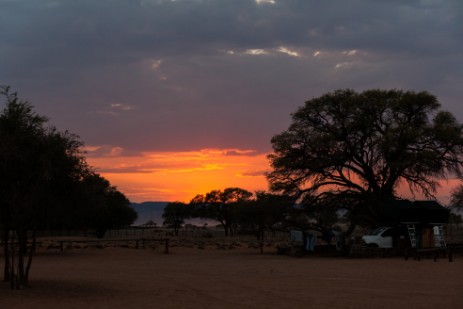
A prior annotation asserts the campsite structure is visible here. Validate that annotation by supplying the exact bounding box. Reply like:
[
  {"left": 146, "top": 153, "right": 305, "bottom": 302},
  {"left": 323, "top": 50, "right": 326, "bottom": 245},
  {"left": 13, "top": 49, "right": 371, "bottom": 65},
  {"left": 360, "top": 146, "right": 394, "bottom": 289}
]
[
  {"left": 375, "top": 200, "right": 449, "bottom": 250},
  {"left": 280, "top": 200, "right": 451, "bottom": 258}
]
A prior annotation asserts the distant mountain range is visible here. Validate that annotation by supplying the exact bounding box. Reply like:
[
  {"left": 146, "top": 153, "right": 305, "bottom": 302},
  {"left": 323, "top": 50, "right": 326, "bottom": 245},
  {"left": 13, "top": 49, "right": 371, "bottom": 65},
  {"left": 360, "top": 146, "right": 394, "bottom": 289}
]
[
  {"left": 131, "top": 202, "right": 168, "bottom": 226},
  {"left": 130, "top": 201, "right": 216, "bottom": 227}
]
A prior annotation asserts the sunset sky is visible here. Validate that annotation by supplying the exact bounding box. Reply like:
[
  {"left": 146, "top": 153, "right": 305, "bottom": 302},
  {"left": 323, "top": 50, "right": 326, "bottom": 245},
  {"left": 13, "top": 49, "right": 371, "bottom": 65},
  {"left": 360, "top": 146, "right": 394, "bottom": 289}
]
[{"left": 1, "top": 0, "right": 462, "bottom": 203}]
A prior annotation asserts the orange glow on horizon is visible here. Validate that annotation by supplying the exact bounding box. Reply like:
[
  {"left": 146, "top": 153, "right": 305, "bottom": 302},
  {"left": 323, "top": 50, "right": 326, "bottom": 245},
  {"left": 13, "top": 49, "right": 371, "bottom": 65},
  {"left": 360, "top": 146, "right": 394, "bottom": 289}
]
[
  {"left": 85, "top": 147, "right": 271, "bottom": 203},
  {"left": 85, "top": 146, "right": 461, "bottom": 205}
]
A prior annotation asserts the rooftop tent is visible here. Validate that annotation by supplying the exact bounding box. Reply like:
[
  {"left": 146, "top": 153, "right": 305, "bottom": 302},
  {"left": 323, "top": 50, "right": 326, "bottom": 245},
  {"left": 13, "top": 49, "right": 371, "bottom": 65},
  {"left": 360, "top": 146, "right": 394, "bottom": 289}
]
[
  {"left": 377, "top": 200, "right": 450, "bottom": 225},
  {"left": 413, "top": 200, "right": 450, "bottom": 225},
  {"left": 377, "top": 200, "right": 417, "bottom": 224}
]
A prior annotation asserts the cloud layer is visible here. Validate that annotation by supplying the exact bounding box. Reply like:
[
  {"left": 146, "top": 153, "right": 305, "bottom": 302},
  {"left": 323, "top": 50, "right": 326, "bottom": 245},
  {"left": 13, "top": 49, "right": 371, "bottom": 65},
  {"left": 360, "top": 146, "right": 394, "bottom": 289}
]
[{"left": 1, "top": 0, "right": 462, "bottom": 201}]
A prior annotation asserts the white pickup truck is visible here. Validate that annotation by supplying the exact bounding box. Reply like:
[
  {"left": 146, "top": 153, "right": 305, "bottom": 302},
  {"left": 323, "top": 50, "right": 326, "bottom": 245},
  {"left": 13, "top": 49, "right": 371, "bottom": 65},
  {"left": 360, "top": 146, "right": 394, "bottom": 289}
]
[{"left": 362, "top": 227, "right": 396, "bottom": 248}]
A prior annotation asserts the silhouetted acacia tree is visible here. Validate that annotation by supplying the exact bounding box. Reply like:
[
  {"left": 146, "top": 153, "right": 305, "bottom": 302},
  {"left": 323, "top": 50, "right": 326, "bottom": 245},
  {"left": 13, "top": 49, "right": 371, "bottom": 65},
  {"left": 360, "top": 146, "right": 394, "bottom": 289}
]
[
  {"left": 0, "top": 86, "right": 89, "bottom": 288},
  {"left": 236, "top": 192, "right": 295, "bottom": 241},
  {"left": 0, "top": 86, "right": 136, "bottom": 288},
  {"left": 190, "top": 188, "right": 253, "bottom": 236},
  {"left": 77, "top": 173, "right": 137, "bottom": 239},
  {"left": 291, "top": 193, "right": 351, "bottom": 240},
  {"left": 268, "top": 89, "right": 463, "bottom": 228},
  {"left": 162, "top": 202, "right": 191, "bottom": 236}
]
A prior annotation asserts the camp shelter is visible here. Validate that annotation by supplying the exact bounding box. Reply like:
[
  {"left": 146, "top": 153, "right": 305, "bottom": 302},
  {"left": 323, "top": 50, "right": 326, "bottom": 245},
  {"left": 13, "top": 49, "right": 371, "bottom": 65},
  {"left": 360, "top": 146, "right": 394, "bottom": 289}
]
[
  {"left": 376, "top": 200, "right": 449, "bottom": 249},
  {"left": 377, "top": 200, "right": 449, "bottom": 226},
  {"left": 413, "top": 201, "right": 450, "bottom": 225}
]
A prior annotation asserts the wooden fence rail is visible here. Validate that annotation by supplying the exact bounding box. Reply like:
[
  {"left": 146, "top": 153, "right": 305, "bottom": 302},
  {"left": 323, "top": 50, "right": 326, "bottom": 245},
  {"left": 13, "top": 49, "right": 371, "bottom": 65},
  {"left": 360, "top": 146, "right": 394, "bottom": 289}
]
[
  {"left": 1, "top": 238, "right": 170, "bottom": 254},
  {"left": 56, "top": 238, "right": 170, "bottom": 253}
]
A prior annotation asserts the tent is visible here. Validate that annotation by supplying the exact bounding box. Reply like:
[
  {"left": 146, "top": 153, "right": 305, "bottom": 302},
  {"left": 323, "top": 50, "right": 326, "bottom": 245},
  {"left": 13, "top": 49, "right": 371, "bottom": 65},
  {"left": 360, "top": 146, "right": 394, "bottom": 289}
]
[{"left": 377, "top": 200, "right": 449, "bottom": 226}]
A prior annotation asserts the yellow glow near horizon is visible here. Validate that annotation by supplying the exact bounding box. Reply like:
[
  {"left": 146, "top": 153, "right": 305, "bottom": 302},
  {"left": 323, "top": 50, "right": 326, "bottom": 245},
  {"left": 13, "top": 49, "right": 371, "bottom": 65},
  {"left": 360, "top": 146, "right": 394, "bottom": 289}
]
[{"left": 86, "top": 148, "right": 271, "bottom": 203}]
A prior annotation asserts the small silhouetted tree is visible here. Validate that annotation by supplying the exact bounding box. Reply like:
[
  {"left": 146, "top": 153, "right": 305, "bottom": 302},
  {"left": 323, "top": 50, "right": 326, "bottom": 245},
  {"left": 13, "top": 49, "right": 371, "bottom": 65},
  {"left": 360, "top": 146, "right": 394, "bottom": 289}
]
[
  {"left": 294, "top": 193, "right": 347, "bottom": 237},
  {"left": 237, "top": 192, "right": 295, "bottom": 241},
  {"left": 190, "top": 188, "right": 253, "bottom": 236},
  {"left": 162, "top": 202, "right": 191, "bottom": 236},
  {"left": 78, "top": 173, "right": 137, "bottom": 238}
]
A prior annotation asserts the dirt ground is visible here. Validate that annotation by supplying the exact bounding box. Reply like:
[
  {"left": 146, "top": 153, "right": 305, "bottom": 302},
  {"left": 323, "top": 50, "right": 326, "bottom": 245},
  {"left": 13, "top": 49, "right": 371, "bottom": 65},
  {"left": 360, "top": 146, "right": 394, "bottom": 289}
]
[{"left": 1, "top": 245, "right": 462, "bottom": 309}]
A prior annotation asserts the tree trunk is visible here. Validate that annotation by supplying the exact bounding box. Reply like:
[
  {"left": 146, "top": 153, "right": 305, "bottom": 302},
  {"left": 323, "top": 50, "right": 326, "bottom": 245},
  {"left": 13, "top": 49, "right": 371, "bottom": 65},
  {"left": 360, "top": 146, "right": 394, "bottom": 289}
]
[
  {"left": 4, "top": 228, "right": 32, "bottom": 289},
  {"left": 25, "top": 231, "right": 36, "bottom": 286},
  {"left": 9, "top": 232, "right": 16, "bottom": 289},
  {"left": 218, "top": 220, "right": 228, "bottom": 236},
  {"left": 2, "top": 228, "right": 10, "bottom": 282},
  {"left": 16, "top": 229, "right": 27, "bottom": 289}
]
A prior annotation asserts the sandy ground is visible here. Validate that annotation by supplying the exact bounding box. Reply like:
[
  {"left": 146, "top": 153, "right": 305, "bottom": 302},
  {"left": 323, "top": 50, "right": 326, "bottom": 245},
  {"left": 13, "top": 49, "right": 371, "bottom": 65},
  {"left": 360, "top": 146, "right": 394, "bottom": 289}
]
[{"left": 1, "top": 245, "right": 462, "bottom": 309}]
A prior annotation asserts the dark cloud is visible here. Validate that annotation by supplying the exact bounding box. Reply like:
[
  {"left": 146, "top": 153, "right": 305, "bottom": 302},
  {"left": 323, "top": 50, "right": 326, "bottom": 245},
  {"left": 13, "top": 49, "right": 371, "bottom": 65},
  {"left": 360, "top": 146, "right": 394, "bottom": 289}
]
[
  {"left": 239, "top": 170, "right": 267, "bottom": 177},
  {"left": 1, "top": 0, "right": 462, "bottom": 153}
]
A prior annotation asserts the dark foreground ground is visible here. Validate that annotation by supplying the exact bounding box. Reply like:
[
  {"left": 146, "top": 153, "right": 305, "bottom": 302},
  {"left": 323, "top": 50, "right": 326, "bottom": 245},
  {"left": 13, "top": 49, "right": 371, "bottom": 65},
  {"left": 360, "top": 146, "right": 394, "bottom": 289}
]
[{"left": 1, "top": 245, "right": 462, "bottom": 309}]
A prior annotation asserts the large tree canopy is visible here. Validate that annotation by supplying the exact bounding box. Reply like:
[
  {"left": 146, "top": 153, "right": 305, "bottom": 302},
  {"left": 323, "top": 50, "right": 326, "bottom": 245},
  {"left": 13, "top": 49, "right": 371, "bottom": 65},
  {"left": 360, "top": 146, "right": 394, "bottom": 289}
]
[
  {"left": 268, "top": 89, "right": 463, "bottom": 205},
  {"left": 0, "top": 86, "right": 136, "bottom": 288},
  {"left": 0, "top": 86, "right": 90, "bottom": 287}
]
